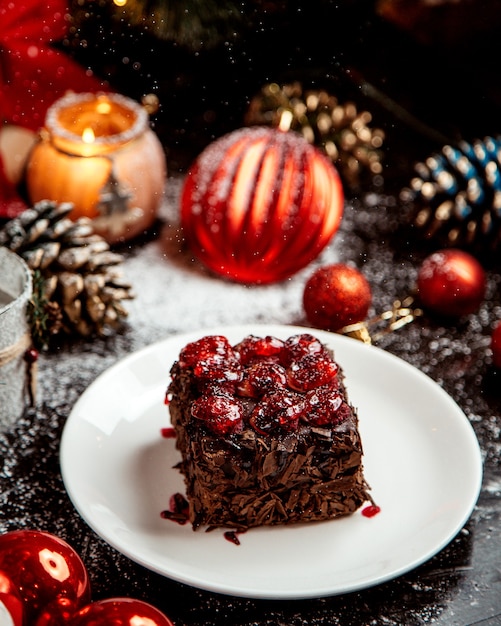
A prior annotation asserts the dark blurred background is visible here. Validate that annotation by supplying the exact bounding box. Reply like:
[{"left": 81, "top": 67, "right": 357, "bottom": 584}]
[{"left": 64, "top": 0, "right": 501, "bottom": 186}]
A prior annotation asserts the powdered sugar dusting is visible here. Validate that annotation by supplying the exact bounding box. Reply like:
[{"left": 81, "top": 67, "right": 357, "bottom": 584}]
[{"left": 1, "top": 175, "right": 500, "bottom": 626}]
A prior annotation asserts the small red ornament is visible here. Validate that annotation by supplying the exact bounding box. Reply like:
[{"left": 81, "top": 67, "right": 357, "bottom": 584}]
[
  {"left": 490, "top": 320, "right": 501, "bottom": 368},
  {"left": 0, "top": 530, "right": 91, "bottom": 624},
  {"left": 71, "top": 598, "right": 175, "bottom": 626},
  {"left": 303, "top": 263, "right": 372, "bottom": 331},
  {"left": 181, "top": 126, "right": 344, "bottom": 284},
  {"left": 0, "top": 570, "right": 24, "bottom": 626},
  {"left": 416, "top": 249, "right": 486, "bottom": 317}
]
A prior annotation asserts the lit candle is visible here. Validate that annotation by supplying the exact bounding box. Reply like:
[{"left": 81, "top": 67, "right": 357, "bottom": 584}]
[
  {"left": 26, "top": 92, "right": 166, "bottom": 243},
  {"left": 82, "top": 127, "right": 96, "bottom": 145}
]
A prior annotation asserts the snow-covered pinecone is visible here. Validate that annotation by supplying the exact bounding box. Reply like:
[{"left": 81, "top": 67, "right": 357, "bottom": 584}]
[{"left": 0, "top": 200, "right": 134, "bottom": 348}]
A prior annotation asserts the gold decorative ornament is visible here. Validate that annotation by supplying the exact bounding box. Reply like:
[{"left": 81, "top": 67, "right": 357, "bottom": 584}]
[
  {"left": 245, "top": 82, "right": 385, "bottom": 189},
  {"left": 340, "top": 297, "right": 423, "bottom": 344}
]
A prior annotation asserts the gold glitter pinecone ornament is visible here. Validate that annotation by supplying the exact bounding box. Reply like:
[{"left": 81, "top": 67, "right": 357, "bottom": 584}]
[
  {"left": 0, "top": 200, "right": 134, "bottom": 349},
  {"left": 244, "top": 82, "right": 385, "bottom": 189}
]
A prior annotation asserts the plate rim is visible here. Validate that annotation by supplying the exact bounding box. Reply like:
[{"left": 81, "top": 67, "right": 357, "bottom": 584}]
[{"left": 60, "top": 323, "right": 484, "bottom": 599}]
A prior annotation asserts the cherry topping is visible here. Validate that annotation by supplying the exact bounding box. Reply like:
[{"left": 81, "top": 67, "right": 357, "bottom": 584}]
[
  {"left": 234, "top": 335, "right": 285, "bottom": 364},
  {"left": 191, "top": 392, "right": 244, "bottom": 435},
  {"left": 179, "top": 335, "right": 233, "bottom": 367},
  {"left": 193, "top": 353, "right": 242, "bottom": 385},
  {"left": 282, "top": 334, "right": 328, "bottom": 365},
  {"left": 179, "top": 335, "right": 241, "bottom": 385},
  {"left": 302, "top": 386, "right": 350, "bottom": 426},
  {"left": 250, "top": 389, "right": 304, "bottom": 434},
  {"left": 287, "top": 353, "right": 338, "bottom": 391},
  {"left": 236, "top": 361, "right": 287, "bottom": 398},
  {"left": 174, "top": 333, "right": 350, "bottom": 439}
]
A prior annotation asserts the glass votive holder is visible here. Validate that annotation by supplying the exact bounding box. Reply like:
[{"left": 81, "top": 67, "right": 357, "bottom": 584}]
[
  {"left": 26, "top": 91, "right": 167, "bottom": 244},
  {"left": 0, "top": 248, "right": 33, "bottom": 431}
]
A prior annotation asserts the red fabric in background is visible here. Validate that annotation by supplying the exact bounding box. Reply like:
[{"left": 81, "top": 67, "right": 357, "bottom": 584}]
[
  {"left": 0, "top": 0, "right": 108, "bottom": 216},
  {"left": 0, "top": 151, "right": 28, "bottom": 217},
  {"left": 0, "top": 0, "right": 107, "bottom": 130}
]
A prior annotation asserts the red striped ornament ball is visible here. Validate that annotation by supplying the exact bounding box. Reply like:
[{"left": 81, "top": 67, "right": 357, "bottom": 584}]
[{"left": 180, "top": 126, "right": 344, "bottom": 284}]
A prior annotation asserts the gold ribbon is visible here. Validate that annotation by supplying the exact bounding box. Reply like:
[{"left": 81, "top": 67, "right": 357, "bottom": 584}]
[
  {"left": 0, "top": 332, "right": 37, "bottom": 406},
  {"left": 0, "top": 332, "right": 31, "bottom": 366},
  {"left": 340, "top": 297, "right": 423, "bottom": 344}
]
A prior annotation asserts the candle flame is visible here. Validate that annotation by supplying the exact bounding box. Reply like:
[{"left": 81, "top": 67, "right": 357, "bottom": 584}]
[
  {"left": 96, "top": 101, "right": 112, "bottom": 115},
  {"left": 278, "top": 110, "right": 293, "bottom": 132},
  {"left": 82, "top": 127, "right": 95, "bottom": 144},
  {"left": 113, "top": 0, "right": 127, "bottom": 5}
]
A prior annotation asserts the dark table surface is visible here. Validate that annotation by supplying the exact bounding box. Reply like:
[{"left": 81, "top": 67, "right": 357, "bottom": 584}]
[{"left": 1, "top": 174, "right": 500, "bottom": 626}]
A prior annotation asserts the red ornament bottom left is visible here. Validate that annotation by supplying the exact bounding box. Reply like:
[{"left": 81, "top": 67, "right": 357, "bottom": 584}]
[
  {"left": 0, "top": 530, "right": 90, "bottom": 625},
  {"left": 0, "top": 530, "right": 175, "bottom": 625},
  {"left": 0, "top": 570, "right": 24, "bottom": 626}
]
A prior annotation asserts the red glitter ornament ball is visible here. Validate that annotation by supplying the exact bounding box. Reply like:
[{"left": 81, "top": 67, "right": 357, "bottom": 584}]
[
  {"left": 71, "top": 598, "right": 175, "bottom": 626},
  {"left": 303, "top": 264, "right": 372, "bottom": 331},
  {"left": 181, "top": 126, "right": 344, "bottom": 284},
  {"left": 0, "top": 530, "right": 91, "bottom": 624},
  {"left": 416, "top": 249, "right": 486, "bottom": 317},
  {"left": 490, "top": 320, "right": 501, "bottom": 368}
]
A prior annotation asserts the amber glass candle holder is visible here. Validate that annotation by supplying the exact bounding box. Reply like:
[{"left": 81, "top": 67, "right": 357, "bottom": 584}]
[{"left": 26, "top": 92, "right": 166, "bottom": 243}]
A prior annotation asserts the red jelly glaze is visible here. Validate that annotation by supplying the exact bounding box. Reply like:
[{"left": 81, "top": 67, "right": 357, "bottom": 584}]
[
  {"left": 161, "top": 493, "right": 190, "bottom": 524},
  {"left": 161, "top": 427, "right": 176, "bottom": 438},
  {"left": 250, "top": 388, "right": 304, "bottom": 434},
  {"left": 234, "top": 335, "right": 285, "bottom": 364},
  {"left": 169, "top": 492, "right": 189, "bottom": 516},
  {"left": 286, "top": 353, "right": 339, "bottom": 391},
  {"left": 179, "top": 335, "right": 234, "bottom": 369},
  {"left": 282, "top": 333, "right": 328, "bottom": 365},
  {"left": 191, "top": 392, "right": 244, "bottom": 435},
  {"left": 303, "top": 387, "right": 349, "bottom": 426},
  {"left": 171, "top": 333, "right": 353, "bottom": 436},
  {"left": 224, "top": 530, "right": 246, "bottom": 546},
  {"left": 236, "top": 361, "right": 287, "bottom": 398},
  {"left": 362, "top": 505, "right": 381, "bottom": 518}
]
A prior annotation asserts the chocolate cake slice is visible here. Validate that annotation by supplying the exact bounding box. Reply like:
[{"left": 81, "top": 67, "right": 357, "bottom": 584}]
[{"left": 167, "top": 332, "right": 372, "bottom": 530}]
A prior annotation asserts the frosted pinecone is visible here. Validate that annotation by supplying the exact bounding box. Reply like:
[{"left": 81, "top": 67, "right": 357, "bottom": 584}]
[{"left": 0, "top": 200, "right": 134, "bottom": 348}]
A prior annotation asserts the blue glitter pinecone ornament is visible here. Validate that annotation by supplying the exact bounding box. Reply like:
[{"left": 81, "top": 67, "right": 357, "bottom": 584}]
[{"left": 405, "top": 136, "right": 501, "bottom": 251}]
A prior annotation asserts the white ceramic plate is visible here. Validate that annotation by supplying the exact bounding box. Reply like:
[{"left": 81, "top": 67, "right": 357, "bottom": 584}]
[{"left": 60, "top": 324, "right": 483, "bottom": 599}]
